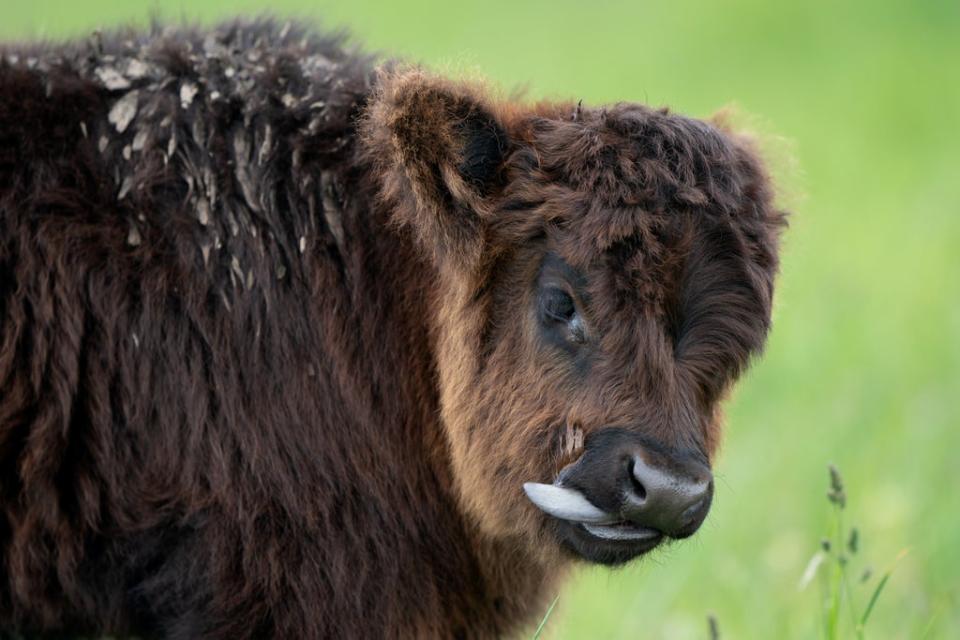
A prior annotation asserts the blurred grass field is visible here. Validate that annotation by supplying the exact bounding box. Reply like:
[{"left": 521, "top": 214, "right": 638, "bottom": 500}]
[{"left": 4, "top": 1, "right": 958, "bottom": 637}]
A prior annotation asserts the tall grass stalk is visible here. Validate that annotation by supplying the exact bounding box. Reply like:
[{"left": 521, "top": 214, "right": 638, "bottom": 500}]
[{"left": 801, "top": 464, "right": 906, "bottom": 640}]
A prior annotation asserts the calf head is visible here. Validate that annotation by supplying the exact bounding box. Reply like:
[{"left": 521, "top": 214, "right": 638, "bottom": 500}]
[{"left": 362, "top": 70, "right": 785, "bottom": 565}]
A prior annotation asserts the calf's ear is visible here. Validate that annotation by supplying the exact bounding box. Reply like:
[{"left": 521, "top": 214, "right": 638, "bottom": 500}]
[{"left": 361, "top": 68, "right": 509, "bottom": 268}]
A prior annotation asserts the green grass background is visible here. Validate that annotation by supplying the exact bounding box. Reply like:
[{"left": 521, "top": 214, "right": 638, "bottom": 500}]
[{"left": 3, "top": 1, "right": 958, "bottom": 637}]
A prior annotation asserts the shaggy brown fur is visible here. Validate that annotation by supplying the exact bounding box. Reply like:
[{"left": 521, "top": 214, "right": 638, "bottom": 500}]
[{"left": 0, "top": 19, "right": 785, "bottom": 639}]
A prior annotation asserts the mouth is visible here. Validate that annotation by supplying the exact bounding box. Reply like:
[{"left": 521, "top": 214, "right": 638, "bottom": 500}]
[
  {"left": 581, "top": 521, "right": 660, "bottom": 542},
  {"left": 523, "top": 482, "right": 665, "bottom": 564}
]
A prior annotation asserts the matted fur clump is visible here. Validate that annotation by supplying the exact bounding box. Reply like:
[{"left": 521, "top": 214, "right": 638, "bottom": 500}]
[{"left": 0, "top": 18, "right": 785, "bottom": 639}]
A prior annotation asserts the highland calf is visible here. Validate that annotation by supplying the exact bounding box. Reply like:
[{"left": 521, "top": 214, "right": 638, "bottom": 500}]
[{"left": 0, "top": 20, "right": 785, "bottom": 639}]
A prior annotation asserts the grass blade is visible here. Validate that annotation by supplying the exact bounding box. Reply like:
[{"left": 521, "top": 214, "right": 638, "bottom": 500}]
[
  {"left": 858, "top": 573, "right": 890, "bottom": 631},
  {"left": 858, "top": 548, "right": 909, "bottom": 632},
  {"left": 532, "top": 595, "right": 560, "bottom": 640},
  {"left": 798, "top": 551, "right": 826, "bottom": 591}
]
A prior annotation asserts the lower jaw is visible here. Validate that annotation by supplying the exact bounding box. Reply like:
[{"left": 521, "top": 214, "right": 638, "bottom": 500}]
[{"left": 552, "top": 520, "right": 665, "bottom": 565}]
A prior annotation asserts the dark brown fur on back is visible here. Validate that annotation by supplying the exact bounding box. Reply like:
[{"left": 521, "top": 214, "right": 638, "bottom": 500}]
[{"left": 0, "top": 19, "right": 785, "bottom": 639}]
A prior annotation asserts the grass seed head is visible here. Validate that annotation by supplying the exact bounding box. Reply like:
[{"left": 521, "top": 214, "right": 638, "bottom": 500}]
[
  {"left": 707, "top": 614, "right": 721, "bottom": 640},
  {"left": 828, "top": 463, "right": 844, "bottom": 493}
]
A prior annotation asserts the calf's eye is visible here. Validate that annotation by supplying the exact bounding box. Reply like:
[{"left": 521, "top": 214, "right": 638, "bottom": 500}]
[{"left": 541, "top": 288, "right": 576, "bottom": 322}]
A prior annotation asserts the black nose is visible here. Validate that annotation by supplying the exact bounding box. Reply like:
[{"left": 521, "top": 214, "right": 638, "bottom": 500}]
[
  {"left": 553, "top": 428, "right": 714, "bottom": 540},
  {"left": 622, "top": 452, "right": 713, "bottom": 538}
]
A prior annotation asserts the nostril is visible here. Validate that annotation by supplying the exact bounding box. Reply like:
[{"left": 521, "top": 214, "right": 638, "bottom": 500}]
[
  {"left": 624, "top": 453, "right": 714, "bottom": 537},
  {"left": 676, "top": 481, "right": 713, "bottom": 533},
  {"left": 627, "top": 457, "right": 647, "bottom": 502},
  {"left": 682, "top": 492, "right": 710, "bottom": 522}
]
